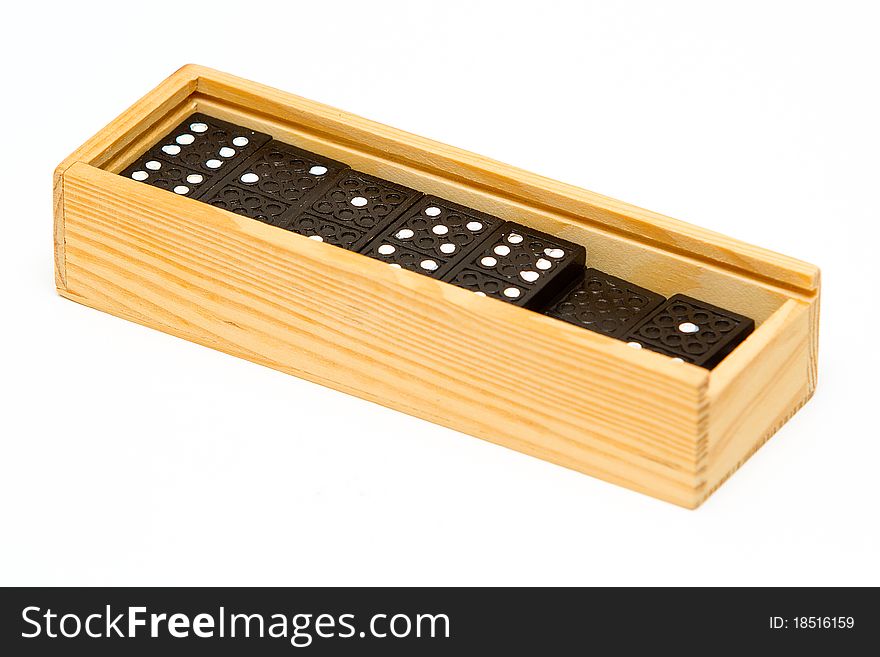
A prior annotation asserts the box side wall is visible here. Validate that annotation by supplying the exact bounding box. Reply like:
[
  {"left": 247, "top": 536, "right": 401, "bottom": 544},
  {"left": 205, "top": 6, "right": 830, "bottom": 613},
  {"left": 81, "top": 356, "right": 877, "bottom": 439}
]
[
  {"left": 54, "top": 65, "right": 201, "bottom": 293},
  {"left": 61, "top": 163, "right": 707, "bottom": 507},
  {"left": 191, "top": 66, "right": 820, "bottom": 295},
  {"left": 703, "top": 298, "right": 818, "bottom": 501},
  {"left": 187, "top": 98, "right": 793, "bottom": 326}
]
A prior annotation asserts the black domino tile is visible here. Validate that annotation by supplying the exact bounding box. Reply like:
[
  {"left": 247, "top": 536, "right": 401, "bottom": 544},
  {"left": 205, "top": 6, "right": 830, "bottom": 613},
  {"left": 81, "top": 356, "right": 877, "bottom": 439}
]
[
  {"left": 201, "top": 140, "right": 348, "bottom": 207},
  {"left": 285, "top": 214, "right": 365, "bottom": 249},
  {"left": 545, "top": 268, "right": 666, "bottom": 338},
  {"left": 119, "top": 155, "right": 213, "bottom": 199},
  {"left": 121, "top": 113, "right": 271, "bottom": 198},
  {"left": 291, "top": 170, "right": 423, "bottom": 251},
  {"left": 442, "top": 222, "right": 586, "bottom": 308},
  {"left": 202, "top": 184, "right": 291, "bottom": 226},
  {"left": 359, "top": 196, "right": 504, "bottom": 277},
  {"left": 443, "top": 269, "right": 529, "bottom": 301},
  {"left": 624, "top": 294, "right": 755, "bottom": 368},
  {"left": 199, "top": 140, "right": 348, "bottom": 230}
]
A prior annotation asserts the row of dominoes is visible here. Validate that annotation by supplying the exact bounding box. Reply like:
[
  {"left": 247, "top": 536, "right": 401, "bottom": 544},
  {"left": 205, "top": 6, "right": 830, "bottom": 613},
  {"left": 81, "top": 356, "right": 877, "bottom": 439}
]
[{"left": 121, "top": 113, "right": 754, "bottom": 368}]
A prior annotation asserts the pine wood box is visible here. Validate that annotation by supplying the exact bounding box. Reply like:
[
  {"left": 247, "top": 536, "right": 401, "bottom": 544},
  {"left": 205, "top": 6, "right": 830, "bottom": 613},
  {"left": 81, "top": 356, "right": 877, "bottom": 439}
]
[{"left": 53, "top": 65, "right": 820, "bottom": 508}]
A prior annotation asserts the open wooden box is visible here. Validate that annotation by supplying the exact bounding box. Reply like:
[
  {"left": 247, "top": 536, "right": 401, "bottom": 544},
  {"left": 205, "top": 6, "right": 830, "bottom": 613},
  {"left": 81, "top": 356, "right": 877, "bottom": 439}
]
[{"left": 54, "top": 65, "right": 820, "bottom": 508}]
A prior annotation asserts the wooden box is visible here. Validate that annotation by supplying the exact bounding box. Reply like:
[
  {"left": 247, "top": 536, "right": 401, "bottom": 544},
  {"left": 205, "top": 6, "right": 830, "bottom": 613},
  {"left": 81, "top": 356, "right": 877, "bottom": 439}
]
[{"left": 54, "top": 65, "right": 820, "bottom": 508}]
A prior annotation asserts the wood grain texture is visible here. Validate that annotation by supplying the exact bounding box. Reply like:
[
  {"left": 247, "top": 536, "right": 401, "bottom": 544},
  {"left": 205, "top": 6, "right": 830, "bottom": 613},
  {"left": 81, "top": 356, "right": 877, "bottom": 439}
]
[
  {"left": 54, "top": 65, "right": 199, "bottom": 290},
  {"left": 704, "top": 298, "right": 817, "bottom": 501},
  {"left": 63, "top": 163, "right": 709, "bottom": 507},
  {"left": 54, "top": 65, "right": 821, "bottom": 507}
]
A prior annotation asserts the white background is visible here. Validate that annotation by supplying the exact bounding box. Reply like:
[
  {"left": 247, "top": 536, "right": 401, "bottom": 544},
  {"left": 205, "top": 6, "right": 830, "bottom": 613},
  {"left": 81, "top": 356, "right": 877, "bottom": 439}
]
[{"left": 1, "top": 1, "right": 877, "bottom": 586}]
